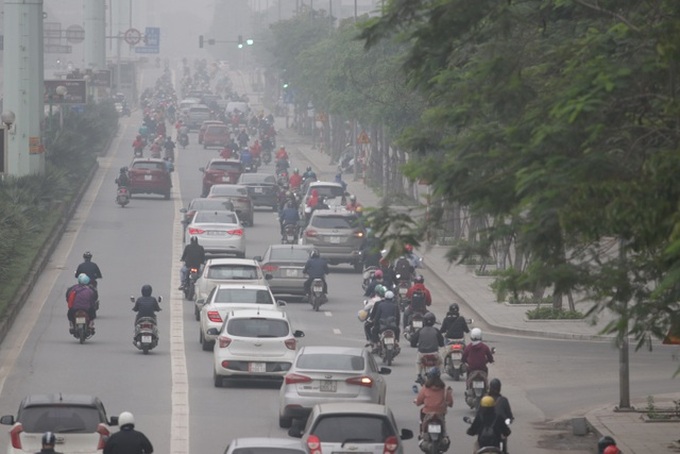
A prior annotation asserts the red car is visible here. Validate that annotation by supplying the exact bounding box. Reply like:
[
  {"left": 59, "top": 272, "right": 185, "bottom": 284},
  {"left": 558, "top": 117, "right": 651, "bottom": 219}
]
[
  {"left": 203, "top": 124, "right": 230, "bottom": 149},
  {"left": 198, "top": 120, "right": 225, "bottom": 144},
  {"left": 200, "top": 158, "right": 243, "bottom": 196},
  {"left": 127, "top": 158, "right": 172, "bottom": 199}
]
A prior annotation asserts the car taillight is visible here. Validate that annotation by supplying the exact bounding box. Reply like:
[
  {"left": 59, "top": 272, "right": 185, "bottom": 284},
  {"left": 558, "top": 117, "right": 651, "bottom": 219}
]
[
  {"left": 383, "top": 435, "right": 399, "bottom": 453},
  {"left": 305, "top": 229, "right": 318, "bottom": 237},
  {"left": 188, "top": 227, "right": 205, "bottom": 235},
  {"left": 218, "top": 336, "right": 232, "bottom": 348},
  {"left": 96, "top": 423, "right": 110, "bottom": 450},
  {"left": 226, "top": 228, "right": 244, "bottom": 236},
  {"left": 346, "top": 376, "right": 374, "bottom": 387},
  {"left": 285, "top": 373, "right": 312, "bottom": 384},
  {"left": 306, "top": 435, "right": 322, "bottom": 454},
  {"left": 261, "top": 264, "right": 278, "bottom": 273},
  {"left": 284, "top": 338, "right": 297, "bottom": 350},
  {"left": 9, "top": 423, "right": 23, "bottom": 449},
  {"left": 207, "top": 311, "right": 223, "bottom": 323}
]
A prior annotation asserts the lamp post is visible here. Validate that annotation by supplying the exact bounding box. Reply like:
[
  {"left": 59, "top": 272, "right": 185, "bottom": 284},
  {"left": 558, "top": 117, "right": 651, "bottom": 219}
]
[{"left": 55, "top": 85, "right": 68, "bottom": 131}]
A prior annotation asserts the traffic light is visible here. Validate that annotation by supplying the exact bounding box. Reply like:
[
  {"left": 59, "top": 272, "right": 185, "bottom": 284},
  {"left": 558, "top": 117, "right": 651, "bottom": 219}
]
[
  {"left": 237, "top": 35, "right": 243, "bottom": 49},
  {"left": 199, "top": 35, "right": 204, "bottom": 48}
]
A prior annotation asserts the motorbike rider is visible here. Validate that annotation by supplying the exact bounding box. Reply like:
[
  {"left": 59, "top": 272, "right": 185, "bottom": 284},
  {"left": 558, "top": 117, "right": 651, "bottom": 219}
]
[
  {"left": 132, "top": 285, "right": 162, "bottom": 323},
  {"left": 598, "top": 437, "right": 621, "bottom": 454},
  {"left": 115, "top": 167, "right": 130, "bottom": 188},
  {"left": 66, "top": 274, "right": 98, "bottom": 333},
  {"left": 440, "top": 303, "right": 470, "bottom": 341},
  {"left": 466, "top": 396, "right": 511, "bottom": 454},
  {"left": 364, "top": 269, "right": 385, "bottom": 297},
  {"left": 275, "top": 146, "right": 289, "bottom": 161},
  {"left": 487, "top": 378, "right": 514, "bottom": 423},
  {"left": 288, "top": 168, "right": 303, "bottom": 190},
  {"left": 237, "top": 128, "right": 250, "bottom": 148},
  {"left": 405, "top": 243, "right": 423, "bottom": 269},
  {"left": 361, "top": 284, "right": 386, "bottom": 343},
  {"left": 276, "top": 156, "right": 290, "bottom": 174},
  {"left": 394, "top": 253, "right": 415, "bottom": 283},
  {"left": 279, "top": 202, "right": 301, "bottom": 239},
  {"left": 360, "top": 229, "right": 382, "bottom": 269},
  {"left": 103, "top": 411, "right": 154, "bottom": 454},
  {"left": 163, "top": 136, "right": 176, "bottom": 161},
  {"left": 132, "top": 135, "right": 145, "bottom": 155},
  {"left": 369, "top": 290, "right": 400, "bottom": 348},
  {"left": 177, "top": 123, "right": 189, "bottom": 145},
  {"left": 345, "top": 194, "right": 362, "bottom": 212},
  {"left": 461, "top": 328, "right": 494, "bottom": 388},
  {"left": 412, "top": 312, "right": 444, "bottom": 380},
  {"left": 414, "top": 367, "right": 453, "bottom": 441},
  {"left": 179, "top": 237, "right": 206, "bottom": 290},
  {"left": 37, "top": 432, "right": 62, "bottom": 454},
  {"left": 303, "top": 249, "right": 329, "bottom": 296},
  {"left": 334, "top": 172, "right": 348, "bottom": 191},
  {"left": 404, "top": 274, "right": 432, "bottom": 328},
  {"left": 240, "top": 147, "right": 254, "bottom": 169},
  {"left": 75, "top": 251, "right": 102, "bottom": 286},
  {"left": 302, "top": 166, "right": 317, "bottom": 182}
]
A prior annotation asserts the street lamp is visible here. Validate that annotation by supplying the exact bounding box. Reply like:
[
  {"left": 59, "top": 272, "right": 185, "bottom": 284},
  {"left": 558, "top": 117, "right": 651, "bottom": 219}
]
[
  {"left": 2, "top": 111, "right": 16, "bottom": 135},
  {"left": 56, "top": 86, "right": 68, "bottom": 130}
]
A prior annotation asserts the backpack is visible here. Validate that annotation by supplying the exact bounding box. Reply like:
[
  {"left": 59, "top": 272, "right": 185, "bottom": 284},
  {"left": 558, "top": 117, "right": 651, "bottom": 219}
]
[
  {"left": 411, "top": 290, "right": 426, "bottom": 312},
  {"left": 478, "top": 418, "right": 498, "bottom": 448},
  {"left": 66, "top": 286, "right": 83, "bottom": 309},
  {"left": 394, "top": 258, "right": 412, "bottom": 278}
]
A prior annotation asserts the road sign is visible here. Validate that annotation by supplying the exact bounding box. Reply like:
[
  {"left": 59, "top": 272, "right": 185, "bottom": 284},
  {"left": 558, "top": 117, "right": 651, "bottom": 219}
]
[
  {"left": 357, "top": 131, "right": 370, "bottom": 145},
  {"left": 144, "top": 27, "right": 160, "bottom": 47},
  {"left": 44, "top": 80, "right": 87, "bottom": 104},
  {"left": 65, "top": 25, "right": 85, "bottom": 44},
  {"left": 44, "top": 44, "right": 72, "bottom": 54},
  {"left": 124, "top": 28, "right": 141, "bottom": 46},
  {"left": 134, "top": 46, "right": 159, "bottom": 54}
]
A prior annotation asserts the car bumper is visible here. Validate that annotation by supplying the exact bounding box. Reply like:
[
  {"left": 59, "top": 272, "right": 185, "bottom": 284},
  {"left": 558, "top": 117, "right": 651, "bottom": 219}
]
[
  {"left": 214, "top": 357, "right": 293, "bottom": 378},
  {"left": 303, "top": 246, "right": 362, "bottom": 264},
  {"left": 281, "top": 394, "right": 378, "bottom": 418},
  {"left": 197, "top": 237, "right": 246, "bottom": 255},
  {"left": 268, "top": 278, "right": 306, "bottom": 296},
  {"left": 129, "top": 183, "right": 171, "bottom": 194}
]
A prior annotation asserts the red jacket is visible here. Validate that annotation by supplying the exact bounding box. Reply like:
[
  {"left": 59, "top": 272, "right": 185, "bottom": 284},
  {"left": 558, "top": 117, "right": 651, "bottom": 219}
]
[
  {"left": 289, "top": 173, "right": 302, "bottom": 189},
  {"left": 415, "top": 385, "right": 453, "bottom": 415},
  {"left": 406, "top": 283, "right": 432, "bottom": 306},
  {"left": 462, "top": 342, "right": 494, "bottom": 373}
]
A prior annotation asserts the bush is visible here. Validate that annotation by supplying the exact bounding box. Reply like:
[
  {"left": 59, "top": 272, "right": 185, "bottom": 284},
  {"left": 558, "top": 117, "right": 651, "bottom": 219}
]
[{"left": 526, "top": 307, "right": 584, "bottom": 320}]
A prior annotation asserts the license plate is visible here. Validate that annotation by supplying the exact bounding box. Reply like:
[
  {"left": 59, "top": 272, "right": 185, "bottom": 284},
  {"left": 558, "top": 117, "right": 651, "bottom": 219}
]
[
  {"left": 329, "top": 236, "right": 341, "bottom": 243},
  {"left": 207, "top": 231, "right": 222, "bottom": 235},
  {"left": 383, "top": 337, "right": 394, "bottom": 344},
  {"left": 141, "top": 335, "right": 152, "bottom": 343},
  {"left": 473, "top": 381, "right": 485, "bottom": 389},
  {"left": 254, "top": 187, "right": 263, "bottom": 193},
  {"left": 413, "top": 320, "right": 423, "bottom": 328},
  {"left": 75, "top": 317, "right": 86, "bottom": 324},
  {"left": 320, "top": 380, "right": 337, "bottom": 392},
  {"left": 249, "top": 362, "right": 266, "bottom": 373},
  {"left": 144, "top": 175, "right": 152, "bottom": 181},
  {"left": 285, "top": 269, "right": 299, "bottom": 277},
  {"left": 313, "top": 285, "right": 324, "bottom": 292},
  {"left": 222, "top": 176, "right": 230, "bottom": 182},
  {"left": 428, "top": 424, "right": 442, "bottom": 434},
  {"left": 399, "top": 287, "right": 408, "bottom": 295}
]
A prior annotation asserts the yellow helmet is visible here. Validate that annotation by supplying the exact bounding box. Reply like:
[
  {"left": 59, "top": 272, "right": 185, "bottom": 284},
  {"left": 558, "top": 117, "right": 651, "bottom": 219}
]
[
  {"left": 480, "top": 396, "right": 496, "bottom": 408},
  {"left": 357, "top": 309, "right": 368, "bottom": 322}
]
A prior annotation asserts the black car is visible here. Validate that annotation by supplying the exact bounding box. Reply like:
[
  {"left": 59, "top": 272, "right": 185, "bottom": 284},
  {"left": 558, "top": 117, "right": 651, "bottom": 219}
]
[{"left": 237, "top": 173, "right": 279, "bottom": 211}]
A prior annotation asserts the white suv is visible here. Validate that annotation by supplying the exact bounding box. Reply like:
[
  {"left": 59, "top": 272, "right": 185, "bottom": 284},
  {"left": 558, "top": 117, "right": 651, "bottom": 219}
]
[{"left": 209, "top": 309, "right": 304, "bottom": 387}]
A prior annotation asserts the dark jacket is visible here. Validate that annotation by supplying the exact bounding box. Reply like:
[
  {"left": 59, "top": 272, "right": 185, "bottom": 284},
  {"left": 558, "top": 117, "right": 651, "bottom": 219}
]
[
  {"left": 489, "top": 393, "right": 514, "bottom": 422},
  {"left": 133, "top": 297, "right": 162, "bottom": 319},
  {"left": 36, "top": 449, "right": 63, "bottom": 454},
  {"left": 103, "top": 427, "right": 153, "bottom": 454},
  {"left": 440, "top": 314, "right": 470, "bottom": 339},
  {"left": 303, "top": 257, "right": 329, "bottom": 279},
  {"left": 75, "top": 261, "right": 102, "bottom": 281},
  {"left": 279, "top": 207, "right": 300, "bottom": 224},
  {"left": 372, "top": 299, "right": 400, "bottom": 328},
  {"left": 413, "top": 326, "right": 444, "bottom": 353},
  {"left": 467, "top": 408, "right": 511, "bottom": 448},
  {"left": 181, "top": 243, "right": 205, "bottom": 269},
  {"left": 363, "top": 278, "right": 384, "bottom": 297}
]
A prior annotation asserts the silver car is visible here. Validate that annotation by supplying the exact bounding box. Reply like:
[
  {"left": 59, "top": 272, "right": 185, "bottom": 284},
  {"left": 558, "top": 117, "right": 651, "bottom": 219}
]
[
  {"left": 186, "top": 210, "right": 246, "bottom": 258},
  {"left": 223, "top": 437, "right": 305, "bottom": 453},
  {"left": 301, "top": 208, "right": 365, "bottom": 272},
  {"left": 207, "top": 184, "right": 254, "bottom": 226},
  {"left": 254, "top": 244, "right": 313, "bottom": 297},
  {"left": 278, "top": 346, "right": 390, "bottom": 428},
  {"left": 194, "top": 257, "right": 270, "bottom": 307}
]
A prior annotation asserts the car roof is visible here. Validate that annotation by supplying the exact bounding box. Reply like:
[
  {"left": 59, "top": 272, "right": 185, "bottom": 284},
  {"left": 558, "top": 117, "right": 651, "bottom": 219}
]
[
  {"left": 189, "top": 104, "right": 210, "bottom": 109},
  {"left": 228, "top": 437, "right": 304, "bottom": 449},
  {"left": 238, "top": 173, "right": 276, "bottom": 181},
  {"left": 209, "top": 158, "right": 241, "bottom": 164},
  {"left": 206, "top": 258, "right": 259, "bottom": 267},
  {"left": 309, "top": 181, "right": 344, "bottom": 189},
  {"left": 298, "top": 346, "right": 366, "bottom": 356},
  {"left": 19, "top": 394, "right": 103, "bottom": 408},
  {"left": 215, "top": 283, "right": 270, "bottom": 291},
  {"left": 311, "top": 208, "right": 356, "bottom": 217},
  {"left": 227, "top": 308, "right": 288, "bottom": 319},
  {"left": 312, "top": 402, "right": 391, "bottom": 416},
  {"left": 131, "top": 158, "right": 166, "bottom": 164},
  {"left": 191, "top": 210, "right": 238, "bottom": 221},
  {"left": 269, "top": 244, "right": 313, "bottom": 251},
  {"left": 188, "top": 198, "right": 234, "bottom": 208},
  {"left": 209, "top": 184, "right": 248, "bottom": 193}
]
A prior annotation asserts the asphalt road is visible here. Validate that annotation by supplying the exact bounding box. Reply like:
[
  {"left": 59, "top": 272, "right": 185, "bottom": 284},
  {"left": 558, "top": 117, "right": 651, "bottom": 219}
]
[{"left": 0, "top": 69, "right": 675, "bottom": 454}]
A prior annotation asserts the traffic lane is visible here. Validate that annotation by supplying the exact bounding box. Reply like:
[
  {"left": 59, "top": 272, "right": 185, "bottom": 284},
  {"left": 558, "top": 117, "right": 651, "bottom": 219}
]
[{"left": 0, "top": 113, "right": 176, "bottom": 453}]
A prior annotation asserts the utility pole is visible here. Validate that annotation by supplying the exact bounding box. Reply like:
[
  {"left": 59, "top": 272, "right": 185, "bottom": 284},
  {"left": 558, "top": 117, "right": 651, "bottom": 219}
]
[
  {"left": 84, "top": 0, "right": 106, "bottom": 70},
  {"left": 618, "top": 237, "right": 631, "bottom": 409}
]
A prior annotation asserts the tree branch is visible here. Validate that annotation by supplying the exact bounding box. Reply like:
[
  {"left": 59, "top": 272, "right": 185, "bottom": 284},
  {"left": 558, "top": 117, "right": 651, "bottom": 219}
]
[{"left": 573, "top": 0, "right": 641, "bottom": 32}]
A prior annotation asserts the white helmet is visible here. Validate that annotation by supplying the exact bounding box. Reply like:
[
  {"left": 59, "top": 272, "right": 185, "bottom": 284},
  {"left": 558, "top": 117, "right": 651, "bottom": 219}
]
[
  {"left": 384, "top": 291, "right": 394, "bottom": 300},
  {"left": 470, "top": 328, "right": 482, "bottom": 341},
  {"left": 118, "top": 411, "right": 135, "bottom": 428}
]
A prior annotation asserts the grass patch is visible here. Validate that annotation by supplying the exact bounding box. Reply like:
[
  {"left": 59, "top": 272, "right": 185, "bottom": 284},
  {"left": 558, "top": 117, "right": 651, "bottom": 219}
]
[{"left": 526, "top": 307, "right": 584, "bottom": 320}]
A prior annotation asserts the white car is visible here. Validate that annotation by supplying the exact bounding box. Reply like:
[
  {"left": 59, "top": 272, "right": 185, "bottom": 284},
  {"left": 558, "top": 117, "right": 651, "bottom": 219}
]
[
  {"left": 186, "top": 210, "right": 246, "bottom": 258},
  {"left": 194, "top": 257, "right": 270, "bottom": 305},
  {"left": 210, "top": 309, "right": 304, "bottom": 387},
  {"left": 198, "top": 284, "right": 285, "bottom": 350}
]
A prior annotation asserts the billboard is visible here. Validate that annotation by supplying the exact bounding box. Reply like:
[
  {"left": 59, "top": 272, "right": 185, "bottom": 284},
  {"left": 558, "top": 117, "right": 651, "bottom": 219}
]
[{"left": 44, "top": 80, "right": 87, "bottom": 104}]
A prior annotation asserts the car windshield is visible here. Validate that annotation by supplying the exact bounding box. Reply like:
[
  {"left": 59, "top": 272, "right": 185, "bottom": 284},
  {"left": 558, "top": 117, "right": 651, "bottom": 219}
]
[
  {"left": 311, "top": 415, "right": 394, "bottom": 444},
  {"left": 190, "top": 107, "right": 210, "bottom": 113},
  {"left": 207, "top": 265, "right": 259, "bottom": 280},
  {"left": 19, "top": 406, "right": 102, "bottom": 433},
  {"left": 240, "top": 174, "right": 276, "bottom": 185},
  {"left": 210, "top": 185, "right": 248, "bottom": 196},
  {"left": 188, "top": 200, "right": 234, "bottom": 211},
  {"left": 269, "top": 248, "right": 311, "bottom": 262},
  {"left": 131, "top": 162, "right": 165, "bottom": 171},
  {"left": 227, "top": 318, "right": 289, "bottom": 337},
  {"left": 296, "top": 354, "right": 364, "bottom": 371},
  {"left": 209, "top": 162, "right": 242, "bottom": 172},
  {"left": 233, "top": 449, "right": 303, "bottom": 454},
  {"left": 310, "top": 186, "right": 345, "bottom": 198},
  {"left": 214, "top": 288, "right": 273, "bottom": 305},
  {"left": 310, "top": 215, "right": 359, "bottom": 230},
  {"left": 193, "top": 211, "right": 237, "bottom": 224},
  {"left": 206, "top": 126, "right": 228, "bottom": 134}
]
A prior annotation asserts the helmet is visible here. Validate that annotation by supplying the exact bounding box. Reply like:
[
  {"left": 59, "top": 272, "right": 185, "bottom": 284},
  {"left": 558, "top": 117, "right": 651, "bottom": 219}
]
[
  {"left": 120, "top": 166, "right": 127, "bottom": 173},
  {"left": 42, "top": 432, "right": 56, "bottom": 446},
  {"left": 375, "top": 285, "right": 386, "bottom": 297},
  {"left": 357, "top": 309, "right": 369, "bottom": 322},
  {"left": 374, "top": 269, "right": 383, "bottom": 279},
  {"left": 480, "top": 396, "right": 496, "bottom": 408},
  {"left": 355, "top": 206, "right": 363, "bottom": 213},
  {"left": 603, "top": 446, "right": 621, "bottom": 454},
  {"left": 405, "top": 244, "right": 414, "bottom": 253},
  {"left": 77, "top": 273, "right": 90, "bottom": 285},
  {"left": 489, "top": 378, "right": 501, "bottom": 394},
  {"left": 470, "top": 327, "right": 482, "bottom": 341},
  {"left": 83, "top": 251, "right": 92, "bottom": 260},
  {"left": 190, "top": 236, "right": 198, "bottom": 245},
  {"left": 286, "top": 202, "right": 294, "bottom": 209},
  {"left": 349, "top": 194, "right": 356, "bottom": 202},
  {"left": 384, "top": 290, "right": 394, "bottom": 300},
  {"left": 414, "top": 275, "right": 424, "bottom": 284},
  {"left": 425, "top": 367, "right": 441, "bottom": 379},
  {"left": 118, "top": 411, "right": 135, "bottom": 428},
  {"left": 310, "top": 249, "right": 320, "bottom": 258},
  {"left": 448, "top": 303, "right": 459, "bottom": 315},
  {"left": 598, "top": 436, "right": 617, "bottom": 452},
  {"left": 306, "top": 166, "right": 312, "bottom": 172},
  {"left": 141, "top": 285, "right": 152, "bottom": 297},
  {"left": 293, "top": 168, "right": 299, "bottom": 174},
  {"left": 424, "top": 312, "right": 436, "bottom": 326}
]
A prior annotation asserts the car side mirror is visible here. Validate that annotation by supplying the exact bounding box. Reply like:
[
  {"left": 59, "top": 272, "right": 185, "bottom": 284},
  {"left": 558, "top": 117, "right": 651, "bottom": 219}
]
[
  {"left": 293, "top": 330, "right": 305, "bottom": 338},
  {"left": 199, "top": 167, "right": 205, "bottom": 172},
  {"left": 206, "top": 328, "right": 219, "bottom": 336},
  {"left": 253, "top": 256, "right": 262, "bottom": 261},
  {"left": 180, "top": 208, "right": 187, "bottom": 213},
  {"left": 0, "top": 415, "right": 15, "bottom": 425},
  {"left": 277, "top": 300, "right": 287, "bottom": 307},
  {"left": 379, "top": 367, "right": 391, "bottom": 375},
  {"left": 400, "top": 429, "right": 414, "bottom": 440},
  {"left": 109, "top": 416, "right": 119, "bottom": 426},
  {"left": 130, "top": 296, "right": 135, "bottom": 303},
  {"left": 264, "top": 273, "right": 273, "bottom": 280},
  {"left": 287, "top": 427, "right": 303, "bottom": 438}
]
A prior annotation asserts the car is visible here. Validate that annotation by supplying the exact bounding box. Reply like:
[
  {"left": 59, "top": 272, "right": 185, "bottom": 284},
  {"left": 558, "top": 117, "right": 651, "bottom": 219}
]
[
  {"left": 301, "top": 208, "right": 365, "bottom": 272},
  {"left": 225, "top": 101, "right": 249, "bottom": 116},
  {"left": 254, "top": 244, "right": 313, "bottom": 296},
  {"left": 237, "top": 173, "right": 279, "bottom": 210},
  {"left": 278, "top": 346, "right": 391, "bottom": 428},
  {"left": 180, "top": 198, "right": 235, "bottom": 230},
  {"left": 224, "top": 437, "right": 305, "bottom": 454},
  {"left": 187, "top": 104, "right": 212, "bottom": 129},
  {"left": 186, "top": 210, "right": 246, "bottom": 257},
  {"left": 198, "top": 120, "right": 225, "bottom": 144},
  {"left": 198, "top": 284, "right": 286, "bottom": 350},
  {"left": 207, "top": 184, "right": 254, "bottom": 226},
  {"left": 200, "top": 159, "right": 244, "bottom": 196},
  {"left": 203, "top": 124, "right": 231, "bottom": 149},
  {"left": 0, "top": 394, "right": 119, "bottom": 454},
  {"left": 179, "top": 97, "right": 200, "bottom": 115},
  {"left": 287, "top": 403, "right": 413, "bottom": 454},
  {"left": 194, "top": 257, "right": 270, "bottom": 302},
  {"left": 127, "top": 158, "right": 172, "bottom": 199},
  {"left": 301, "top": 181, "right": 347, "bottom": 210},
  {"left": 209, "top": 309, "right": 304, "bottom": 386}
]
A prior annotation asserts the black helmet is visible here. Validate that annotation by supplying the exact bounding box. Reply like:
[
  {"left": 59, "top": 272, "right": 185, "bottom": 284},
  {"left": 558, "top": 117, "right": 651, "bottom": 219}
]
[
  {"left": 489, "top": 378, "right": 501, "bottom": 395},
  {"left": 83, "top": 251, "right": 92, "bottom": 260},
  {"left": 424, "top": 312, "right": 436, "bottom": 326},
  {"left": 42, "top": 432, "right": 56, "bottom": 446},
  {"left": 414, "top": 275, "right": 424, "bottom": 284},
  {"left": 190, "top": 236, "right": 198, "bottom": 245},
  {"left": 141, "top": 285, "right": 152, "bottom": 297},
  {"left": 120, "top": 166, "right": 127, "bottom": 172},
  {"left": 286, "top": 201, "right": 294, "bottom": 209},
  {"left": 310, "top": 249, "right": 320, "bottom": 258},
  {"left": 448, "top": 303, "right": 459, "bottom": 315}
]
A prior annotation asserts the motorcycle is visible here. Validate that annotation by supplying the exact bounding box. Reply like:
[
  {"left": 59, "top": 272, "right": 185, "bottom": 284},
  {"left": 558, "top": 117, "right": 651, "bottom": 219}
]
[
  {"left": 376, "top": 322, "right": 400, "bottom": 366},
  {"left": 465, "top": 370, "right": 489, "bottom": 409},
  {"left": 243, "top": 162, "right": 257, "bottom": 173},
  {"left": 463, "top": 416, "right": 511, "bottom": 454},
  {"left": 130, "top": 296, "right": 162, "bottom": 355},
  {"left": 308, "top": 278, "right": 326, "bottom": 312},
  {"left": 395, "top": 274, "right": 411, "bottom": 311},
  {"left": 404, "top": 311, "right": 425, "bottom": 345},
  {"left": 133, "top": 146, "right": 144, "bottom": 157},
  {"left": 443, "top": 339, "right": 466, "bottom": 381},
  {"left": 418, "top": 414, "right": 450, "bottom": 454},
  {"left": 362, "top": 266, "right": 378, "bottom": 291},
  {"left": 72, "top": 309, "right": 94, "bottom": 344},
  {"left": 282, "top": 223, "right": 298, "bottom": 244},
  {"left": 178, "top": 133, "right": 189, "bottom": 149},
  {"left": 183, "top": 267, "right": 199, "bottom": 301},
  {"left": 116, "top": 186, "right": 130, "bottom": 207},
  {"left": 416, "top": 353, "right": 442, "bottom": 385},
  {"left": 262, "top": 149, "right": 272, "bottom": 165}
]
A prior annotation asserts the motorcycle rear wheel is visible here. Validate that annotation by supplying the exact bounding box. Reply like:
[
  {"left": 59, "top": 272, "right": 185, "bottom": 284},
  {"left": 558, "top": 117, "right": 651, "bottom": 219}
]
[
  {"left": 311, "top": 294, "right": 319, "bottom": 312},
  {"left": 384, "top": 349, "right": 393, "bottom": 366},
  {"left": 79, "top": 328, "right": 86, "bottom": 344}
]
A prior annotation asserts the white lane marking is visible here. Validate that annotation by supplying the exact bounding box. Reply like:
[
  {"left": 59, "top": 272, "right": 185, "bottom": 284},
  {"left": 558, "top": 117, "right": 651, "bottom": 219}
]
[
  {"left": 324, "top": 311, "right": 332, "bottom": 317},
  {"left": 0, "top": 125, "right": 126, "bottom": 396},
  {"left": 170, "top": 129, "right": 190, "bottom": 453},
  {"left": 333, "top": 328, "right": 342, "bottom": 335}
]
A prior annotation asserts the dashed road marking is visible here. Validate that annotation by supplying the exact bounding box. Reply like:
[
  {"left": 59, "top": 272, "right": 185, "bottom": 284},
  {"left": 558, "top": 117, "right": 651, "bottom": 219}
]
[
  {"left": 324, "top": 311, "right": 332, "bottom": 317},
  {"left": 333, "top": 328, "right": 342, "bottom": 335}
]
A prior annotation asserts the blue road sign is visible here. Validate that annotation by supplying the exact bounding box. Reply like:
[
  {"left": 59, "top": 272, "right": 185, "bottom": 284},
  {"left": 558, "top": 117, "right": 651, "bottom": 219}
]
[
  {"left": 134, "top": 46, "right": 159, "bottom": 54},
  {"left": 145, "top": 27, "right": 160, "bottom": 47}
]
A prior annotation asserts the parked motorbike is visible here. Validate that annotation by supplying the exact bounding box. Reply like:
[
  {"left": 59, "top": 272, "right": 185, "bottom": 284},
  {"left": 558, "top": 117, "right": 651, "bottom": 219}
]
[
  {"left": 404, "top": 311, "right": 426, "bottom": 344},
  {"left": 443, "top": 339, "right": 466, "bottom": 381},
  {"left": 282, "top": 223, "right": 298, "bottom": 244},
  {"left": 362, "top": 266, "right": 378, "bottom": 291},
  {"left": 418, "top": 413, "right": 450, "bottom": 454},
  {"left": 183, "top": 268, "right": 199, "bottom": 301},
  {"left": 463, "top": 416, "right": 511, "bottom": 454},
  {"left": 72, "top": 309, "right": 94, "bottom": 344},
  {"left": 116, "top": 186, "right": 130, "bottom": 207},
  {"left": 465, "top": 370, "right": 489, "bottom": 409},
  {"left": 130, "top": 296, "right": 162, "bottom": 354},
  {"left": 308, "top": 278, "right": 326, "bottom": 312}
]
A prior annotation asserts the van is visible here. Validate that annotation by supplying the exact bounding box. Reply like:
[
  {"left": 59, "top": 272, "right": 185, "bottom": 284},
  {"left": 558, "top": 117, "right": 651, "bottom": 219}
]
[{"left": 187, "top": 104, "right": 212, "bottom": 129}]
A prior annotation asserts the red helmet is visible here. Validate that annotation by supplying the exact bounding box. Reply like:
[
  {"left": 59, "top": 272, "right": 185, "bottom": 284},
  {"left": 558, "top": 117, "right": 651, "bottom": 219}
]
[
  {"left": 603, "top": 447, "right": 620, "bottom": 454},
  {"left": 405, "top": 244, "right": 413, "bottom": 253},
  {"left": 374, "top": 270, "right": 383, "bottom": 279}
]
